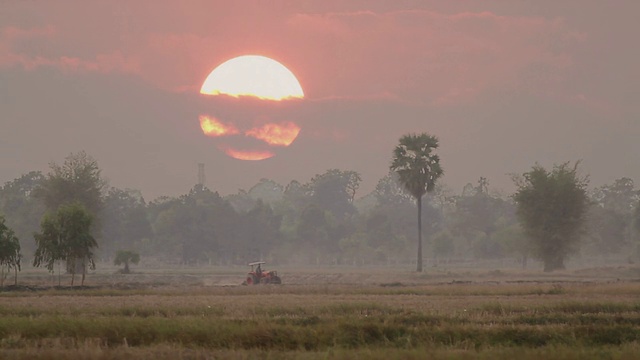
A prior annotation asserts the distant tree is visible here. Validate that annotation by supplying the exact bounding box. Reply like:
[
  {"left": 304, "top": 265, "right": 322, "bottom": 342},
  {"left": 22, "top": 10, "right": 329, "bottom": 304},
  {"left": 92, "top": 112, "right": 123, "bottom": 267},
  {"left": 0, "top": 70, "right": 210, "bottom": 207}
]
[
  {"left": 64, "top": 204, "right": 98, "bottom": 286},
  {"left": 275, "top": 180, "right": 311, "bottom": 231},
  {"left": 248, "top": 178, "right": 284, "bottom": 204},
  {"left": 33, "top": 212, "right": 64, "bottom": 285},
  {"left": 0, "top": 171, "right": 46, "bottom": 257},
  {"left": 114, "top": 250, "right": 140, "bottom": 274},
  {"left": 33, "top": 152, "right": 104, "bottom": 281},
  {"left": 0, "top": 216, "right": 21, "bottom": 287},
  {"left": 35, "top": 151, "right": 106, "bottom": 217},
  {"left": 339, "top": 232, "right": 375, "bottom": 266},
  {"left": 513, "top": 162, "right": 589, "bottom": 272},
  {"left": 239, "top": 200, "right": 282, "bottom": 261},
  {"left": 634, "top": 200, "right": 640, "bottom": 254},
  {"left": 373, "top": 172, "right": 413, "bottom": 206},
  {"left": 585, "top": 205, "right": 628, "bottom": 255},
  {"left": 309, "top": 169, "right": 362, "bottom": 220},
  {"left": 33, "top": 203, "right": 97, "bottom": 286},
  {"left": 492, "top": 223, "right": 530, "bottom": 268},
  {"left": 586, "top": 178, "right": 639, "bottom": 255},
  {"left": 283, "top": 180, "right": 310, "bottom": 211},
  {"left": 432, "top": 230, "right": 455, "bottom": 261},
  {"left": 296, "top": 203, "right": 331, "bottom": 252},
  {"left": 592, "top": 178, "right": 638, "bottom": 214},
  {"left": 450, "top": 177, "right": 515, "bottom": 259},
  {"left": 635, "top": 200, "right": 640, "bottom": 234},
  {"left": 225, "top": 189, "right": 256, "bottom": 213},
  {"left": 365, "top": 172, "right": 444, "bottom": 265},
  {"left": 390, "top": 133, "right": 443, "bottom": 272},
  {"left": 102, "top": 188, "right": 151, "bottom": 258},
  {"left": 149, "top": 186, "right": 239, "bottom": 265}
]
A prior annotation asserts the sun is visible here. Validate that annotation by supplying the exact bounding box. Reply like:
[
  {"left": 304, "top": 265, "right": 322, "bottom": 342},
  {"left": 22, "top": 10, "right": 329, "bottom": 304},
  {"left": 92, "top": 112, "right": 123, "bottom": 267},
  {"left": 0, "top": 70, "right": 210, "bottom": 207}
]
[
  {"left": 200, "top": 55, "right": 304, "bottom": 100},
  {"left": 199, "top": 55, "right": 305, "bottom": 161}
]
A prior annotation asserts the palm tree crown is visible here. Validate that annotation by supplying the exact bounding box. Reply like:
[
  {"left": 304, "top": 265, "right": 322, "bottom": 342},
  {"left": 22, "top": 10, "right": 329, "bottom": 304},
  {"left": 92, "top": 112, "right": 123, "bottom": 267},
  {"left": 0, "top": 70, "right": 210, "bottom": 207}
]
[{"left": 391, "top": 133, "right": 443, "bottom": 198}]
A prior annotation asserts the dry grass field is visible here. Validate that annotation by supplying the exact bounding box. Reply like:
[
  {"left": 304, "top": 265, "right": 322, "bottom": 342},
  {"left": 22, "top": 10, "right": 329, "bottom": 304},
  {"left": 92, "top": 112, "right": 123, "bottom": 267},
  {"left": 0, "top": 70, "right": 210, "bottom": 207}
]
[{"left": 1, "top": 264, "right": 640, "bottom": 359}]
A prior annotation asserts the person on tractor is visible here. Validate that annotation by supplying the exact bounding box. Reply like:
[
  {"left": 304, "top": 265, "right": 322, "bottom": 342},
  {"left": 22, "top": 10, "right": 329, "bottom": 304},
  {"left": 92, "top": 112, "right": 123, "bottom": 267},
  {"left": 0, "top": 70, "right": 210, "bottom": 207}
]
[{"left": 256, "top": 263, "right": 262, "bottom": 279}]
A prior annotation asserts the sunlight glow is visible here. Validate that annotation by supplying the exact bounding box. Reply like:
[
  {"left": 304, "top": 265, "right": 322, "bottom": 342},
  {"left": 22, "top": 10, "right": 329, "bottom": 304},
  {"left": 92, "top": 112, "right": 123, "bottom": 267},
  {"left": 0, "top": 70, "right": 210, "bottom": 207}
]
[
  {"left": 199, "top": 115, "right": 239, "bottom": 137},
  {"left": 200, "top": 55, "right": 304, "bottom": 100},
  {"left": 245, "top": 122, "right": 301, "bottom": 146},
  {"left": 224, "top": 148, "right": 275, "bottom": 161}
]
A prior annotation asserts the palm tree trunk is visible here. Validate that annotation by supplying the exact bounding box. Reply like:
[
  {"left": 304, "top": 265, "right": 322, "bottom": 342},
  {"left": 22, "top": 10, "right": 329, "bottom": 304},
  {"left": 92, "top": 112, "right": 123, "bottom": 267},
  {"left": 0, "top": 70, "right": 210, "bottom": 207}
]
[{"left": 417, "top": 196, "right": 423, "bottom": 272}]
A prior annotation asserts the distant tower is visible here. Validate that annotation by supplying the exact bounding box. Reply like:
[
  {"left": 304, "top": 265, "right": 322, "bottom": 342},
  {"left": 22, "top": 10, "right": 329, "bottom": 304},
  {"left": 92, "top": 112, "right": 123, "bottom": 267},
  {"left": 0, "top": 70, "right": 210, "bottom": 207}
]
[{"left": 197, "top": 163, "right": 206, "bottom": 187}]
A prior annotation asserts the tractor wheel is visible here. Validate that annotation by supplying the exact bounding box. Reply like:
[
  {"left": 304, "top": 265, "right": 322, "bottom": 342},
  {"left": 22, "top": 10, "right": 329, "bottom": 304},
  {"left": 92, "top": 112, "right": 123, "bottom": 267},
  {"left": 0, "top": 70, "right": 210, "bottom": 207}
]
[
  {"left": 246, "top": 276, "right": 255, "bottom": 285},
  {"left": 271, "top": 276, "right": 282, "bottom": 284}
]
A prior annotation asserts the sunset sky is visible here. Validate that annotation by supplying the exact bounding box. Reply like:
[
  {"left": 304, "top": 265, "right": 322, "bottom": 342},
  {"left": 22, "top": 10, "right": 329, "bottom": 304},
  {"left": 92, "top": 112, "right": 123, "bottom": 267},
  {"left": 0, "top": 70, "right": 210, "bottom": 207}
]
[{"left": 1, "top": 1, "right": 638, "bottom": 199}]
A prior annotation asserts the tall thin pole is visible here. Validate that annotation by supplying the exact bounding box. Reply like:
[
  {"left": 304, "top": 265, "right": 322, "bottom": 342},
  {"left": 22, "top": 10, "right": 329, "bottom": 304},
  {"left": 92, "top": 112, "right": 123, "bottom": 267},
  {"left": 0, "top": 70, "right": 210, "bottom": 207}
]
[{"left": 197, "top": 163, "right": 206, "bottom": 187}]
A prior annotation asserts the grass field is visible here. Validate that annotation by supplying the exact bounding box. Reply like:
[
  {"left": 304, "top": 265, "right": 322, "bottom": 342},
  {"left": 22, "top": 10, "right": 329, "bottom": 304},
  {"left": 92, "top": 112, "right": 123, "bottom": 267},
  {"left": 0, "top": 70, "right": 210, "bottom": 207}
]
[{"left": 1, "top": 264, "right": 639, "bottom": 359}]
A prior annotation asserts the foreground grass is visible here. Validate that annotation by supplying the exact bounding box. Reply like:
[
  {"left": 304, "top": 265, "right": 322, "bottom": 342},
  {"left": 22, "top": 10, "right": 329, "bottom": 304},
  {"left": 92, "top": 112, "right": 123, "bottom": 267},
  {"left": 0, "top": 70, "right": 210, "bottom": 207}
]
[
  {"left": 2, "top": 344, "right": 640, "bottom": 360},
  {"left": 1, "top": 281, "right": 639, "bottom": 358}
]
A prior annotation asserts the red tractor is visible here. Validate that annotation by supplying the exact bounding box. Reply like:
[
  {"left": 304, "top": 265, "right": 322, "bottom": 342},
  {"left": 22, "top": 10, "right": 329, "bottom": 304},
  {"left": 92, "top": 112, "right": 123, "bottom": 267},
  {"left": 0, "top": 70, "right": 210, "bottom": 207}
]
[{"left": 244, "top": 261, "right": 282, "bottom": 285}]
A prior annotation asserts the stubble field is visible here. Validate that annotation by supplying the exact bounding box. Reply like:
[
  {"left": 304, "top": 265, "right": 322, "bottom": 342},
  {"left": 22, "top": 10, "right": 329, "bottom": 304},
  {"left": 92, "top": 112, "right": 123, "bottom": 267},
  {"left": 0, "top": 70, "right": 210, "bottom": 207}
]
[{"left": 1, "top": 264, "right": 640, "bottom": 359}]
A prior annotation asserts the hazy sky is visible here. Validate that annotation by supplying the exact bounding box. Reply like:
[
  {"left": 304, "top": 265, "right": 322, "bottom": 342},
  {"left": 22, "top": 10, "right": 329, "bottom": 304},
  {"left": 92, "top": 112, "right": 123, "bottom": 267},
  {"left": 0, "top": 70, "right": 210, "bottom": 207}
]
[{"left": 1, "top": 1, "right": 638, "bottom": 199}]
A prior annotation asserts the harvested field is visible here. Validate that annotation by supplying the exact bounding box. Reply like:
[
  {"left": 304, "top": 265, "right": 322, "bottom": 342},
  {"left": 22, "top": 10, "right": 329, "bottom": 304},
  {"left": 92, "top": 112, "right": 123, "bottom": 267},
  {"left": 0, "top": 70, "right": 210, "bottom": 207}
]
[{"left": 1, "top": 265, "right": 639, "bottom": 359}]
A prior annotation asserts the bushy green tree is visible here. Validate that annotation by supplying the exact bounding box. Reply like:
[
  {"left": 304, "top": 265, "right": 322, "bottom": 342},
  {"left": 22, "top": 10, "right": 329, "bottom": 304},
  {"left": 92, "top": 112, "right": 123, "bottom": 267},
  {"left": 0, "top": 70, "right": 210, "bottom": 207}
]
[
  {"left": 513, "top": 162, "right": 589, "bottom": 272},
  {"left": 390, "top": 133, "right": 443, "bottom": 272},
  {"left": 33, "top": 203, "right": 97, "bottom": 286},
  {"left": 0, "top": 216, "right": 21, "bottom": 287},
  {"left": 114, "top": 250, "right": 140, "bottom": 274}
]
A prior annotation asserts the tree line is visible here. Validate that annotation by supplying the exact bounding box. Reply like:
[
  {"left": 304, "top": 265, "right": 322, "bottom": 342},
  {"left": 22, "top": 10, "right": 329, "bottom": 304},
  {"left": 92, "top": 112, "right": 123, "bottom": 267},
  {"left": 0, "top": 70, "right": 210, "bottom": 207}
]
[{"left": 1, "top": 135, "right": 640, "bottom": 285}]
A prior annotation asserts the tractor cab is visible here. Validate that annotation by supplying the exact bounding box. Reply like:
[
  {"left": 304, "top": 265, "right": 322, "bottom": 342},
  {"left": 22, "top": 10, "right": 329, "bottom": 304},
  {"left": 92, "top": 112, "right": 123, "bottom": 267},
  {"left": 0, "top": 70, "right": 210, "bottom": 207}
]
[{"left": 244, "top": 261, "right": 281, "bottom": 285}]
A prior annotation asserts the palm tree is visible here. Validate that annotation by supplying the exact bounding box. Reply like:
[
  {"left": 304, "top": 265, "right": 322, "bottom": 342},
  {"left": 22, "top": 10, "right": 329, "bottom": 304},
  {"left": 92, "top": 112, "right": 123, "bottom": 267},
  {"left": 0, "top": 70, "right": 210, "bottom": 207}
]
[{"left": 390, "top": 133, "right": 443, "bottom": 272}]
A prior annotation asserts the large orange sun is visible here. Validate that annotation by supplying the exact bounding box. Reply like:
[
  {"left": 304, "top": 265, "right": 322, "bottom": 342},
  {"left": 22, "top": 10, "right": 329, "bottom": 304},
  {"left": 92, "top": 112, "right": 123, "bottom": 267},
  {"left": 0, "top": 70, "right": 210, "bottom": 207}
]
[
  {"left": 199, "top": 55, "right": 304, "bottom": 161},
  {"left": 200, "top": 55, "right": 304, "bottom": 100}
]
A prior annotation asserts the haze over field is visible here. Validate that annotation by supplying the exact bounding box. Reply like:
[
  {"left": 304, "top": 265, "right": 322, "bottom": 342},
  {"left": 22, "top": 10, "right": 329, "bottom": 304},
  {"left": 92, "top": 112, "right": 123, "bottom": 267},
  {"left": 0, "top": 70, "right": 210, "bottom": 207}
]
[{"left": 1, "top": 1, "right": 638, "bottom": 199}]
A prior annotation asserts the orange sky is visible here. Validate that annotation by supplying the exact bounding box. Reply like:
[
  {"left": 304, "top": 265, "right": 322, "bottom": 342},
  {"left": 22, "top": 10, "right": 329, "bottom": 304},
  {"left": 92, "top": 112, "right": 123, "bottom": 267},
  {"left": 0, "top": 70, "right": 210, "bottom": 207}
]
[{"left": 1, "top": 1, "right": 638, "bottom": 198}]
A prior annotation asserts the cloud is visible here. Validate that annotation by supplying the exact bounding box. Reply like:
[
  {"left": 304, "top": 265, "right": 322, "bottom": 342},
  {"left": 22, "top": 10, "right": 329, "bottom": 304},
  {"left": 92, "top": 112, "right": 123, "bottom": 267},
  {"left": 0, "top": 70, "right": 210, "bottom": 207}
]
[
  {"left": 2, "top": 5, "right": 583, "bottom": 104},
  {"left": 286, "top": 9, "right": 582, "bottom": 104},
  {"left": 0, "top": 26, "right": 140, "bottom": 74}
]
